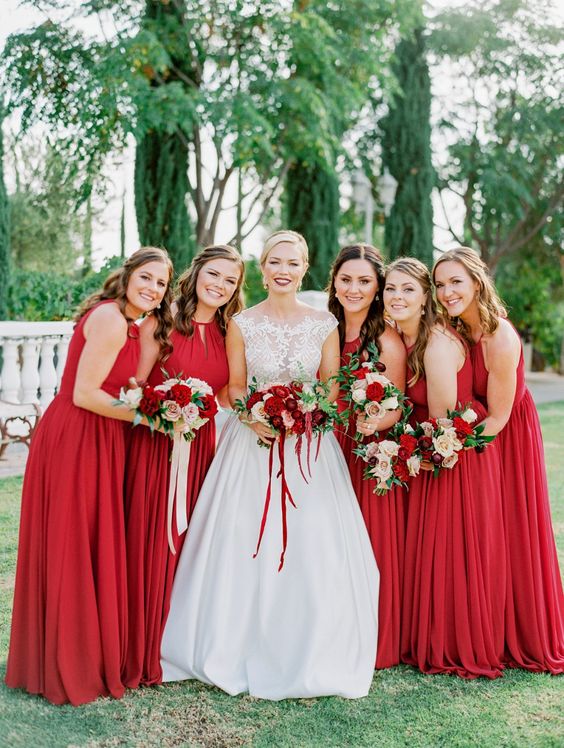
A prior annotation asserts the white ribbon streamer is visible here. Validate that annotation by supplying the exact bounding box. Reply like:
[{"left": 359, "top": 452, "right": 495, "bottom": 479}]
[{"left": 167, "top": 432, "right": 191, "bottom": 554}]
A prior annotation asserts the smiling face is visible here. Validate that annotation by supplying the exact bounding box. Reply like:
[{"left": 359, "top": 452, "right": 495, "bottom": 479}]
[
  {"left": 262, "top": 241, "right": 306, "bottom": 295},
  {"left": 333, "top": 258, "right": 379, "bottom": 317},
  {"left": 434, "top": 260, "right": 479, "bottom": 318},
  {"left": 383, "top": 269, "right": 427, "bottom": 325},
  {"left": 125, "top": 260, "right": 170, "bottom": 317},
  {"left": 195, "top": 257, "right": 242, "bottom": 314}
]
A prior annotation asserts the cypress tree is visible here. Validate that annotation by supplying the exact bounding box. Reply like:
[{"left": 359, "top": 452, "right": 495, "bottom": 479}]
[
  {"left": 381, "top": 28, "right": 434, "bottom": 265},
  {"left": 134, "top": 0, "right": 194, "bottom": 270},
  {"left": 0, "top": 103, "right": 10, "bottom": 318},
  {"left": 286, "top": 162, "right": 340, "bottom": 290}
]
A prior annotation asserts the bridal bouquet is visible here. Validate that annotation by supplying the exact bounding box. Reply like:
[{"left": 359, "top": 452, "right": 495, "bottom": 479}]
[
  {"left": 353, "top": 414, "right": 421, "bottom": 495},
  {"left": 235, "top": 378, "right": 338, "bottom": 570},
  {"left": 118, "top": 375, "right": 218, "bottom": 553},
  {"left": 336, "top": 342, "right": 407, "bottom": 440},
  {"left": 411, "top": 405, "right": 495, "bottom": 477}
]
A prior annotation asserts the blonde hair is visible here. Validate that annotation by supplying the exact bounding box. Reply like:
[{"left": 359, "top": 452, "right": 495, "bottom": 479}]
[
  {"left": 260, "top": 230, "right": 309, "bottom": 267},
  {"left": 385, "top": 256, "right": 442, "bottom": 386},
  {"left": 175, "top": 245, "right": 245, "bottom": 337},
  {"left": 432, "top": 247, "right": 506, "bottom": 342}
]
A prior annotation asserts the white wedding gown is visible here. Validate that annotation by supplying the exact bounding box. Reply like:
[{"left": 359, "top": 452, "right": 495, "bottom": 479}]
[{"left": 160, "top": 307, "right": 379, "bottom": 699}]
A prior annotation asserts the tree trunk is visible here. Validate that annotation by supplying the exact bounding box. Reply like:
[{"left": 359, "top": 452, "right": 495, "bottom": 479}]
[{"left": 0, "top": 104, "right": 10, "bottom": 318}]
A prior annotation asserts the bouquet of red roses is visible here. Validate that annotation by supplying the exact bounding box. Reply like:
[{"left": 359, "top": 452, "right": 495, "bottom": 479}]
[
  {"left": 411, "top": 405, "right": 495, "bottom": 477},
  {"left": 353, "top": 411, "right": 422, "bottom": 494},
  {"left": 235, "top": 378, "right": 338, "bottom": 570},
  {"left": 336, "top": 342, "right": 407, "bottom": 441},
  {"left": 118, "top": 375, "right": 217, "bottom": 441},
  {"left": 118, "top": 374, "right": 218, "bottom": 553}
]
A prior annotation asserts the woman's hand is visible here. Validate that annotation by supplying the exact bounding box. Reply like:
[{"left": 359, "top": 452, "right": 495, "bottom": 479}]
[
  {"left": 240, "top": 416, "right": 277, "bottom": 445},
  {"left": 356, "top": 413, "right": 382, "bottom": 437}
]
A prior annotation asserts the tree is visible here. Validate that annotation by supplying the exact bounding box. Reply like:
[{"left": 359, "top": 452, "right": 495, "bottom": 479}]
[
  {"left": 430, "top": 0, "right": 563, "bottom": 272},
  {"left": 2, "top": 0, "right": 414, "bottom": 254},
  {"left": 0, "top": 103, "right": 9, "bottom": 318},
  {"left": 286, "top": 163, "right": 339, "bottom": 290},
  {"left": 380, "top": 27, "right": 434, "bottom": 265}
]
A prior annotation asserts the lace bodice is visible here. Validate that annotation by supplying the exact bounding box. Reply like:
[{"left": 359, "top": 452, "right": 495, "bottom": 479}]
[{"left": 233, "top": 308, "right": 338, "bottom": 385}]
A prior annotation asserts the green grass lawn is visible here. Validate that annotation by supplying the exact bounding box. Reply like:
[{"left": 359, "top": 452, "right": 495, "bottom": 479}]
[{"left": 1, "top": 403, "right": 563, "bottom": 747}]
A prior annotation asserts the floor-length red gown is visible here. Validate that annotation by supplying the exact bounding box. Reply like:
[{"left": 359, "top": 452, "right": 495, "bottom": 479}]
[
  {"left": 123, "top": 320, "right": 229, "bottom": 688},
  {"left": 5, "top": 302, "right": 139, "bottom": 705},
  {"left": 335, "top": 337, "right": 408, "bottom": 669},
  {"left": 401, "top": 349, "right": 506, "bottom": 678},
  {"left": 472, "top": 337, "right": 564, "bottom": 673}
]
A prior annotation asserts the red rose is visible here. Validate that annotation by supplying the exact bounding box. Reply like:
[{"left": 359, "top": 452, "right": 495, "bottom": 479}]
[
  {"left": 246, "top": 392, "right": 263, "bottom": 410},
  {"left": 418, "top": 436, "right": 433, "bottom": 451},
  {"left": 399, "top": 434, "right": 418, "bottom": 454},
  {"left": 366, "top": 382, "right": 385, "bottom": 402},
  {"left": 264, "top": 397, "right": 285, "bottom": 417},
  {"left": 393, "top": 460, "right": 410, "bottom": 482},
  {"left": 292, "top": 416, "right": 305, "bottom": 435},
  {"left": 199, "top": 394, "right": 218, "bottom": 419},
  {"left": 312, "top": 410, "right": 326, "bottom": 427},
  {"left": 398, "top": 447, "right": 410, "bottom": 462},
  {"left": 453, "top": 417, "right": 473, "bottom": 437},
  {"left": 285, "top": 397, "right": 298, "bottom": 412},
  {"left": 291, "top": 382, "right": 304, "bottom": 393},
  {"left": 353, "top": 368, "right": 367, "bottom": 380},
  {"left": 139, "top": 386, "right": 163, "bottom": 416},
  {"left": 272, "top": 385, "right": 291, "bottom": 398},
  {"left": 170, "top": 383, "right": 192, "bottom": 407},
  {"left": 270, "top": 415, "right": 283, "bottom": 429}
]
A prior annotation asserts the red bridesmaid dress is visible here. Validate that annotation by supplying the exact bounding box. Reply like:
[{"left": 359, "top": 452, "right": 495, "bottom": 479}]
[
  {"left": 472, "top": 337, "right": 564, "bottom": 673},
  {"left": 123, "top": 320, "right": 229, "bottom": 688},
  {"left": 401, "top": 349, "right": 506, "bottom": 679},
  {"left": 5, "top": 302, "right": 139, "bottom": 705},
  {"left": 335, "top": 337, "right": 408, "bottom": 669}
]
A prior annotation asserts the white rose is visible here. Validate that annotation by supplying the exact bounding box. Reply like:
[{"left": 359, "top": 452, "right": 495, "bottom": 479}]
[
  {"left": 442, "top": 452, "right": 459, "bottom": 469},
  {"left": 420, "top": 421, "right": 434, "bottom": 437},
  {"left": 365, "top": 372, "right": 390, "bottom": 385},
  {"left": 380, "top": 396, "right": 399, "bottom": 411},
  {"left": 373, "top": 456, "right": 393, "bottom": 482},
  {"left": 364, "top": 442, "right": 381, "bottom": 460},
  {"left": 119, "top": 386, "right": 143, "bottom": 409},
  {"left": 250, "top": 401, "right": 270, "bottom": 425},
  {"left": 364, "top": 401, "right": 385, "bottom": 420},
  {"left": 438, "top": 417, "right": 453, "bottom": 429},
  {"left": 156, "top": 378, "right": 177, "bottom": 391},
  {"left": 461, "top": 408, "right": 478, "bottom": 423},
  {"left": 433, "top": 431, "right": 459, "bottom": 458},
  {"left": 181, "top": 402, "right": 200, "bottom": 425},
  {"left": 184, "top": 377, "right": 213, "bottom": 396},
  {"left": 162, "top": 400, "right": 183, "bottom": 421},
  {"left": 281, "top": 410, "right": 295, "bottom": 429},
  {"left": 351, "top": 388, "right": 367, "bottom": 404},
  {"left": 407, "top": 455, "right": 421, "bottom": 476},
  {"left": 378, "top": 439, "right": 400, "bottom": 457},
  {"left": 351, "top": 379, "right": 366, "bottom": 390}
]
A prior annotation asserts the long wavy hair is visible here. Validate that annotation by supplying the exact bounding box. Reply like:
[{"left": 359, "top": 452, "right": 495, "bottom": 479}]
[
  {"left": 432, "top": 247, "right": 507, "bottom": 343},
  {"left": 327, "top": 244, "right": 386, "bottom": 356},
  {"left": 385, "top": 257, "right": 442, "bottom": 385},
  {"left": 75, "top": 246, "right": 174, "bottom": 358},
  {"left": 175, "top": 244, "right": 245, "bottom": 337}
]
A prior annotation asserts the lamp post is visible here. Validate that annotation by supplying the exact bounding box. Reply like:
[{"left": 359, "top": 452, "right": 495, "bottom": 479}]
[
  {"left": 377, "top": 167, "right": 398, "bottom": 218},
  {"left": 351, "top": 169, "right": 373, "bottom": 245}
]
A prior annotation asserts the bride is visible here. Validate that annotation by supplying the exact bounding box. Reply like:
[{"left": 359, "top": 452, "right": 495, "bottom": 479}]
[{"left": 160, "top": 230, "right": 379, "bottom": 699}]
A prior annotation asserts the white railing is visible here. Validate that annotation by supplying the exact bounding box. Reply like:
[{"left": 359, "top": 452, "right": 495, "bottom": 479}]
[{"left": 0, "top": 321, "right": 74, "bottom": 406}]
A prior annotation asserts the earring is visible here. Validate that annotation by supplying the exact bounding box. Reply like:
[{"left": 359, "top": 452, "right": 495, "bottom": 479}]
[
  {"left": 156, "top": 302, "right": 161, "bottom": 310},
  {"left": 421, "top": 307, "right": 425, "bottom": 316},
  {"left": 262, "top": 279, "right": 268, "bottom": 290},
  {"left": 375, "top": 294, "right": 379, "bottom": 301}
]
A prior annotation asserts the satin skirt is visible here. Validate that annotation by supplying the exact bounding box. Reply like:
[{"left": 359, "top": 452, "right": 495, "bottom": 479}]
[{"left": 161, "top": 415, "right": 379, "bottom": 699}]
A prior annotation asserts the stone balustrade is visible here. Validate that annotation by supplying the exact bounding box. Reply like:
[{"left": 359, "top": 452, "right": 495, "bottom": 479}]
[{"left": 0, "top": 321, "right": 74, "bottom": 406}]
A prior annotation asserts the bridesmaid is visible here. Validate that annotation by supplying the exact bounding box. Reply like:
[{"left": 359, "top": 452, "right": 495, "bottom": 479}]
[
  {"left": 123, "top": 244, "right": 245, "bottom": 689},
  {"left": 5, "top": 248, "right": 174, "bottom": 705},
  {"left": 384, "top": 257, "right": 506, "bottom": 679},
  {"left": 328, "top": 244, "right": 407, "bottom": 668},
  {"left": 433, "top": 247, "right": 564, "bottom": 673}
]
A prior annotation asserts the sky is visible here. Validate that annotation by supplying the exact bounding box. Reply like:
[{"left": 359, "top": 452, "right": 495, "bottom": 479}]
[{"left": 0, "top": 0, "right": 471, "bottom": 266}]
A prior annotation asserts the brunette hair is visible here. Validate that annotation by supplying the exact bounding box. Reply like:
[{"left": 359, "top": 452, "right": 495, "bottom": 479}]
[
  {"left": 175, "top": 244, "right": 245, "bottom": 337},
  {"left": 327, "top": 243, "right": 386, "bottom": 356},
  {"left": 75, "top": 246, "right": 174, "bottom": 358},
  {"left": 385, "top": 256, "right": 442, "bottom": 385},
  {"left": 260, "top": 230, "right": 309, "bottom": 267},
  {"left": 432, "top": 246, "right": 507, "bottom": 342}
]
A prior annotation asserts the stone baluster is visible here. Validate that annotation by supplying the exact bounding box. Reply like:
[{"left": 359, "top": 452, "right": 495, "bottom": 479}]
[
  {"left": 0, "top": 338, "right": 22, "bottom": 402},
  {"left": 21, "top": 338, "right": 41, "bottom": 403},
  {"left": 39, "top": 337, "right": 58, "bottom": 407},
  {"left": 55, "top": 336, "right": 70, "bottom": 391}
]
